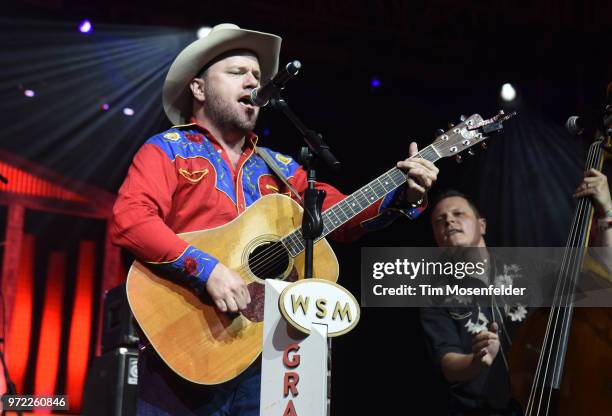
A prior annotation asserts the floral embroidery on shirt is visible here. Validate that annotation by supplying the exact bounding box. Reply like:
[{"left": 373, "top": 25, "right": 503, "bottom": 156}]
[
  {"left": 505, "top": 303, "right": 527, "bottom": 322},
  {"left": 183, "top": 256, "right": 198, "bottom": 275},
  {"left": 185, "top": 133, "right": 204, "bottom": 143},
  {"left": 163, "top": 132, "right": 181, "bottom": 141},
  {"left": 178, "top": 168, "right": 209, "bottom": 183},
  {"left": 241, "top": 157, "right": 261, "bottom": 195},
  {"left": 493, "top": 263, "right": 522, "bottom": 287},
  {"left": 492, "top": 262, "right": 528, "bottom": 322},
  {"left": 445, "top": 293, "right": 472, "bottom": 306},
  {"left": 465, "top": 308, "right": 489, "bottom": 334},
  {"left": 275, "top": 153, "right": 292, "bottom": 165}
]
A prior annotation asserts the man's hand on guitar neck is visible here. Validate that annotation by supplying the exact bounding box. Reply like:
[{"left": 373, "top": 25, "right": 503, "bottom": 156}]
[
  {"left": 396, "top": 142, "right": 439, "bottom": 205},
  {"left": 206, "top": 263, "right": 251, "bottom": 313}
]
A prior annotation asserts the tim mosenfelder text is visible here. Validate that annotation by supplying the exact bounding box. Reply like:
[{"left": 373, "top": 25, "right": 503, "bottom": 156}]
[{"left": 370, "top": 258, "right": 526, "bottom": 297}]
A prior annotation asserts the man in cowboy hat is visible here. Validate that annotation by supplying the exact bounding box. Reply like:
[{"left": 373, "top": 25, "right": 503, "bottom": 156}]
[{"left": 112, "top": 23, "right": 439, "bottom": 415}]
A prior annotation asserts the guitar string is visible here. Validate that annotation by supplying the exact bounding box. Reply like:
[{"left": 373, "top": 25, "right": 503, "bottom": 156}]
[
  {"left": 236, "top": 145, "right": 437, "bottom": 275},
  {"left": 234, "top": 164, "right": 413, "bottom": 276},
  {"left": 237, "top": 134, "right": 486, "bottom": 279},
  {"left": 234, "top": 180, "right": 394, "bottom": 276},
  {"left": 235, "top": 157, "right": 426, "bottom": 278},
  {"left": 527, "top": 140, "right": 600, "bottom": 415},
  {"left": 234, "top": 164, "right": 409, "bottom": 274},
  {"left": 235, "top": 126, "right": 490, "bottom": 278}
]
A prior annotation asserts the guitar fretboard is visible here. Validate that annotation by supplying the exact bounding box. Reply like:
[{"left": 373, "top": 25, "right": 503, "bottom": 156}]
[{"left": 281, "top": 145, "right": 440, "bottom": 257}]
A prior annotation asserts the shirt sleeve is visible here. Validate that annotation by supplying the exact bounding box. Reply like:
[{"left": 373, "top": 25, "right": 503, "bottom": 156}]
[
  {"left": 419, "top": 307, "right": 465, "bottom": 365},
  {"left": 111, "top": 143, "right": 218, "bottom": 291},
  {"left": 287, "top": 166, "right": 426, "bottom": 242}
]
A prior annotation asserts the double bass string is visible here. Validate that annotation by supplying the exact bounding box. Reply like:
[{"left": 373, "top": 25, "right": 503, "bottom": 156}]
[
  {"left": 546, "top": 140, "right": 603, "bottom": 412},
  {"left": 542, "top": 141, "right": 600, "bottom": 415},
  {"left": 526, "top": 140, "right": 596, "bottom": 415},
  {"left": 526, "top": 140, "right": 602, "bottom": 415}
]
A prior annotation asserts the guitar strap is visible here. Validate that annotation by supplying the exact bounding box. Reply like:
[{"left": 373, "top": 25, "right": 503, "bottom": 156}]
[{"left": 255, "top": 147, "right": 303, "bottom": 203}]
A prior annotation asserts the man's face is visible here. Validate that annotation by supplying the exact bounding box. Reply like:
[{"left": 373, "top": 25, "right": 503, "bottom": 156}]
[
  {"left": 431, "top": 196, "right": 486, "bottom": 247},
  {"left": 199, "top": 52, "right": 261, "bottom": 133}
]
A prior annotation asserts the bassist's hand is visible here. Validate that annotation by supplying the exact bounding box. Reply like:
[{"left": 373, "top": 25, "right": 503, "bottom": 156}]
[
  {"left": 573, "top": 168, "right": 611, "bottom": 216},
  {"left": 206, "top": 263, "right": 251, "bottom": 313}
]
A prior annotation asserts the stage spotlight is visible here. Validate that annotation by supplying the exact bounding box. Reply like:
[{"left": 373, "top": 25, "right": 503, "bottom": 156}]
[
  {"left": 500, "top": 83, "right": 516, "bottom": 102},
  {"left": 197, "top": 26, "right": 212, "bottom": 39},
  {"left": 371, "top": 77, "right": 381, "bottom": 88},
  {"left": 101, "top": 103, "right": 109, "bottom": 111},
  {"left": 123, "top": 107, "right": 134, "bottom": 116},
  {"left": 24, "top": 89, "right": 35, "bottom": 97},
  {"left": 263, "top": 128, "right": 270, "bottom": 137},
  {"left": 78, "top": 20, "right": 92, "bottom": 34}
]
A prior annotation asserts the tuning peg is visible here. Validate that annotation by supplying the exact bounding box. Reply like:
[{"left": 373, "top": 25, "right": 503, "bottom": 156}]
[
  {"left": 468, "top": 148, "right": 475, "bottom": 156},
  {"left": 459, "top": 115, "right": 467, "bottom": 122},
  {"left": 455, "top": 155, "right": 463, "bottom": 163},
  {"left": 435, "top": 128, "right": 445, "bottom": 136},
  {"left": 448, "top": 122, "right": 455, "bottom": 129},
  {"left": 481, "top": 142, "right": 488, "bottom": 150}
]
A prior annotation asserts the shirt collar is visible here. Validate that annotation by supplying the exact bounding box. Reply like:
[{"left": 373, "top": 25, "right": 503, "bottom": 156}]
[{"left": 180, "top": 117, "right": 259, "bottom": 148}]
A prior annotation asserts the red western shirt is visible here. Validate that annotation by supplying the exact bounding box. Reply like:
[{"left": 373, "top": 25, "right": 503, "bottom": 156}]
[{"left": 111, "top": 121, "right": 424, "bottom": 291}]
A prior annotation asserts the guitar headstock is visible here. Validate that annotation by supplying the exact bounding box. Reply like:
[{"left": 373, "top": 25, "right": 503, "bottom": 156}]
[{"left": 431, "top": 110, "right": 517, "bottom": 160}]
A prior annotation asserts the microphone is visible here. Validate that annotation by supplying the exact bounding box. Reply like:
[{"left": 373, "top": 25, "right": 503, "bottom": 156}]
[
  {"left": 250, "top": 60, "right": 301, "bottom": 107},
  {"left": 565, "top": 105, "right": 612, "bottom": 135},
  {"left": 565, "top": 115, "right": 592, "bottom": 135}
]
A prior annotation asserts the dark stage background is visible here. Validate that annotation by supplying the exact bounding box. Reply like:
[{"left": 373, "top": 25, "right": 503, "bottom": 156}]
[{"left": 1, "top": 1, "right": 611, "bottom": 414}]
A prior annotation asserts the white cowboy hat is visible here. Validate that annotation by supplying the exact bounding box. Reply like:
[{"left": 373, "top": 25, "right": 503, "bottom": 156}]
[{"left": 162, "top": 23, "right": 281, "bottom": 125}]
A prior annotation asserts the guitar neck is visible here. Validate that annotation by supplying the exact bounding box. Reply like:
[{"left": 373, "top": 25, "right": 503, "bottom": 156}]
[{"left": 281, "top": 145, "right": 441, "bottom": 257}]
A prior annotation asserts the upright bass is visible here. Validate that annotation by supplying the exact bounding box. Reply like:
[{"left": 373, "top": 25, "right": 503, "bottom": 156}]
[{"left": 509, "top": 103, "right": 612, "bottom": 415}]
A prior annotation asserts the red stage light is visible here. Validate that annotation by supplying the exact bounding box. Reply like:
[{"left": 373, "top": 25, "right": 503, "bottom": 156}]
[
  {"left": 66, "top": 241, "right": 95, "bottom": 411},
  {"left": 34, "top": 252, "right": 66, "bottom": 396}
]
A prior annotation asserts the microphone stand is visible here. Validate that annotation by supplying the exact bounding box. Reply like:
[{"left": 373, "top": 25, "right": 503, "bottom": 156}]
[
  {"left": 269, "top": 97, "right": 340, "bottom": 279},
  {"left": 269, "top": 96, "right": 338, "bottom": 416}
]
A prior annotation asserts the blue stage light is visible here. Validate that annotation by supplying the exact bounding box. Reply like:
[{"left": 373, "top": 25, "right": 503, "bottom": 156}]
[{"left": 79, "top": 20, "right": 92, "bottom": 34}]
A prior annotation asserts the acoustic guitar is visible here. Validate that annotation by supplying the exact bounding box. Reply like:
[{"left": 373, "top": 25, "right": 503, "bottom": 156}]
[{"left": 126, "top": 111, "right": 516, "bottom": 384}]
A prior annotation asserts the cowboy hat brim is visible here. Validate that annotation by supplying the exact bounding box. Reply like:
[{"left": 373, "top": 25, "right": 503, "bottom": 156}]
[{"left": 162, "top": 24, "right": 281, "bottom": 125}]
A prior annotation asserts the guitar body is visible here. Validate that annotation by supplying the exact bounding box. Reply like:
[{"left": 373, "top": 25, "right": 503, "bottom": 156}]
[{"left": 126, "top": 194, "right": 339, "bottom": 385}]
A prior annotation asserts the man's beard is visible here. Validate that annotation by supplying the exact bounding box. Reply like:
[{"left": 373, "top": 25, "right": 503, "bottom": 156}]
[{"left": 204, "top": 84, "right": 258, "bottom": 134}]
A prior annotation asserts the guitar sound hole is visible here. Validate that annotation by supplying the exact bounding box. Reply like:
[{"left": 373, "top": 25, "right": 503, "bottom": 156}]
[{"left": 248, "top": 241, "right": 290, "bottom": 280}]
